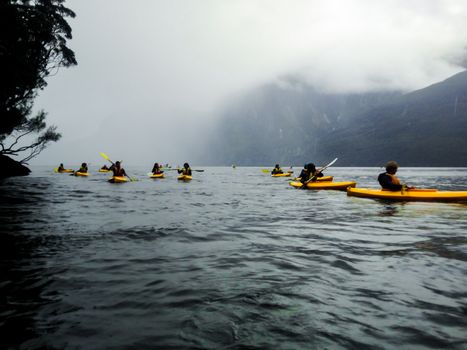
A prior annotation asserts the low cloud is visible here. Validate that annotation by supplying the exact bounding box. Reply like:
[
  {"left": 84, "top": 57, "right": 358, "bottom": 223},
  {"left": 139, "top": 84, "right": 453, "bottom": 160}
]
[{"left": 33, "top": 0, "right": 467, "bottom": 165}]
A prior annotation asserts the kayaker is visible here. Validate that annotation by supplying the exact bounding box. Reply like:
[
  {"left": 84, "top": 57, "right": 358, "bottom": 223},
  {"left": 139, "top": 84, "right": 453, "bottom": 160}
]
[
  {"left": 152, "top": 162, "right": 164, "bottom": 175},
  {"left": 299, "top": 163, "right": 323, "bottom": 184},
  {"left": 271, "top": 164, "right": 283, "bottom": 175},
  {"left": 110, "top": 161, "right": 127, "bottom": 177},
  {"left": 178, "top": 163, "right": 192, "bottom": 176},
  {"left": 77, "top": 162, "right": 88, "bottom": 173},
  {"left": 100, "top": 164, "right": 109, "bottom": 170},
  {"left": 378, "top": 161, "right": 413, "bottom": 191},
  {"left": 58, "top": 163, "right": 65, "bottom": 172}
]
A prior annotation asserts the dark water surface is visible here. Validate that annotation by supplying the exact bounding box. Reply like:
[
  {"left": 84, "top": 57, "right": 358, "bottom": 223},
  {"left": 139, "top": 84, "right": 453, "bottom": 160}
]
[{"left": 1, "top": 166, "right": 467, "bottom": 349}]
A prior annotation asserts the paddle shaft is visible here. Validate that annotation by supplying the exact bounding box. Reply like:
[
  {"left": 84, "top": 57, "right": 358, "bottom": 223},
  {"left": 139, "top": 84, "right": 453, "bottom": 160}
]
[{"left": 167, "top": 169, "right": 204, "bottom": 172}]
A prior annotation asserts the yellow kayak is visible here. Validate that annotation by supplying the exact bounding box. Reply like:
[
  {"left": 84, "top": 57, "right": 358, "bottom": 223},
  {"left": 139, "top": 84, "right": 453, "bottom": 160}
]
[
  {"left": 150, "top": 173, "right": 165, "bottom": 179},
  {"left": 271, "top": 172, "right": 293, "bottom": 177},
  {"left": 293, "top": 176, "right": 334, "bottom": 182},
  {"left": 54, "top": 168, "right": 74, "bottom": 173},
  {"left": 73, "top": 172, "right": 89, "bottom": 177},
  {"left": 98, "top": 169, "right": 111, "bottom": 173},
  {"left": 108, "top": 176, "right": 128, "bottom": 183},
  {"left": 347, "top": 187, "right": 467, "bottom": 202},
  {"left": 290, "top": 181, "right": 356, "bottom": 191},
  {"left": 177, "top": 175, "right": 192, "bottom": 181}
]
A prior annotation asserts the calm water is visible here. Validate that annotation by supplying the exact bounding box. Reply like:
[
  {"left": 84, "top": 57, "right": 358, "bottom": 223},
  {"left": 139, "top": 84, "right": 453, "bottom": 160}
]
[{"left": 1, "top": 166, "right": 467, "bottom": 350}]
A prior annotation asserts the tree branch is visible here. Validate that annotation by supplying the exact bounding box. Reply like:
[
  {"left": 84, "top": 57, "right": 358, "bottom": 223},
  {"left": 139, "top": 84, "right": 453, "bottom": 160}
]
[{"left": 4, "top": 129, "right": 35, "bottom": 151}]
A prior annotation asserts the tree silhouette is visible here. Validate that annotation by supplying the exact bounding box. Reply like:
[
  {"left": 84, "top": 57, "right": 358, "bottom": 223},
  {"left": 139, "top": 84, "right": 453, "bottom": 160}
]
[{"left": 0, "top": 0, "right": 76, "bottom": 162}]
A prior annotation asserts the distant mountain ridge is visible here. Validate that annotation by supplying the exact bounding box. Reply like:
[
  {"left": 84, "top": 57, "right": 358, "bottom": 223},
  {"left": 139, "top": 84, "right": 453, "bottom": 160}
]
[
  {"left": 318, "top": 71, "right": 467, "bottom": 166},
  {"left": 207, "top": 71, "right": 467, "bottom": 166}
]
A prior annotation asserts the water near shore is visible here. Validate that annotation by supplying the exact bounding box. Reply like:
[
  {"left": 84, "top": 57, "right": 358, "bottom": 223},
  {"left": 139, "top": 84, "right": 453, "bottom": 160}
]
[{"left": 1, "top": 166, "right": 467, "bottom": 349}]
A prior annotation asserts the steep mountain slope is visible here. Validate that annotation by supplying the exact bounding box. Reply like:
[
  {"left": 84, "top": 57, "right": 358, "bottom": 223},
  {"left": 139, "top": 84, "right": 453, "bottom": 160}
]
[
  {"left": 318, "top": 71, "right": 467, "bottom": 166},
  {"left": 207, "top": 77, "right": 401, "bottom": 165},
  {"left": 207, "top": 71, "right": 467, "bottom": 166}
]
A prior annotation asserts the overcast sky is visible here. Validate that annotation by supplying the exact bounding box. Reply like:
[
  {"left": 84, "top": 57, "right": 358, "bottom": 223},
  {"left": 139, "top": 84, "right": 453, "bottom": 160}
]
[{"left": 30, "top": 0, "right": 467, "bottom": 166}]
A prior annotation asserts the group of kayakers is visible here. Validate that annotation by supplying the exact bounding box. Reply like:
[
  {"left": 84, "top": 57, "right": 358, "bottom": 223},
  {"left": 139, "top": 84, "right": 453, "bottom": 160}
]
[
  {"left": 58, "top": 162, "right": 88, "bottom": 174},
  {"left": 58, "top": 161, "right": 127, "bottom": 177},
  {"left": 272, "top": 163, "right": 325, "bottom": 183},
  {"left": 271, "top": 160, "right": 411, "bottom": 191},
  {"left": 59, "top": 159, "right": 410, "bottom": 191},
  {"left": 57, "top": 161, "right": 192, "bottom": 177},
  {"left": 150, "top": 162, "right": 192, "bottom": 176}
]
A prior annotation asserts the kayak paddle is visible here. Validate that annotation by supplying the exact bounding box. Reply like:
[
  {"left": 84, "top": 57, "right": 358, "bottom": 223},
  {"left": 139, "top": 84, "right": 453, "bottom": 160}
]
[
  {"left": 100, "top": 152, "right": 113, "bottom": 165},
  {"left": 167, "top": 168, "right": 204, "bottom": 172}
]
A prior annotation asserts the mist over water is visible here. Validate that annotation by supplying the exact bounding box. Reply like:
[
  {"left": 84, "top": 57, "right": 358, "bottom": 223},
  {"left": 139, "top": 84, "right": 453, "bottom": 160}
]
[
  {"left": 1, "top": 166, "right": 467, "bottom": 349},
  {"left": 29, "top": 0, "right": 467, "bottom": 166}
]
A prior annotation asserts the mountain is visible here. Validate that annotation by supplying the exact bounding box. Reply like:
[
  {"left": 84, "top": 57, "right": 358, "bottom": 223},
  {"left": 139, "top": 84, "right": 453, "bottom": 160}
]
[
  {"left": 206, "top": 77, "right": 401, "bottom": 165},
  {"left": 206, "top": 71, "right": 467, "bottom": 166},
  {"left": 317, "top": 71, "right": 467, "bottom": 166}
]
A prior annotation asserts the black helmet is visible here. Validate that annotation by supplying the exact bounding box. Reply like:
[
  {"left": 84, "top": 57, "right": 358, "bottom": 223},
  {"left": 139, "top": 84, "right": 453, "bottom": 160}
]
[{"left": 184, "top": 162, "right": 189, "bottom": 168}]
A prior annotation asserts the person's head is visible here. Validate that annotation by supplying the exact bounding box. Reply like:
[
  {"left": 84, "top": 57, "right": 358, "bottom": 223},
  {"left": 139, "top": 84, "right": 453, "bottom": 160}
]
[
  {"left": 306, "top": 163, "right": 316, "bottom": 172},
  {"left": 116, "top": 161, "right": 121, "bottom": 167},
  {"left": 82, "top": 162, "right": 86, "bottom": 167},
  {"left": 385, "top": 161, "right": 399, "bottom": 174},
  {"left": 154, "top": 162, "right": 159, "bottom": 167},
  {"left": 275, "top": 164, "right": 280, "bottom": 168},
  {"left": 184, "top": 162, "right": 189, "bottom": 168},
  {"left": 60, "top": 163, "right": 63, "bottom": 167}
]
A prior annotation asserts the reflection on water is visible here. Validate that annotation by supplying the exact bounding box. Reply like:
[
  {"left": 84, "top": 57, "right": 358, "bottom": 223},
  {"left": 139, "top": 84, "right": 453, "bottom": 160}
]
[
  {"left": 377, "top": 203, "right": 401, "bottom": 217},
  {"left": 1, "top": 167, "right": 467, "bottom": 349}
]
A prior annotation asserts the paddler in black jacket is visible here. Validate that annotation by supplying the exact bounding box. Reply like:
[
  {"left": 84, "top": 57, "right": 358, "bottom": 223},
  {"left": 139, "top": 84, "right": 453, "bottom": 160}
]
[
  {"left": 271, "top": 164, "right": 283, "bottom": 175},
  {"left": 299, "top": 163, "right": 323, "bottom": 183},
  {"left": 77, "top": 162, "right": 88, "bottom": 173},
  {"left": 178, "top": 163, "right": 192, "bottom": 176},
  {"left": 152, "top": 162, "right": 164, "bottom": 175},
  {"left": 378, "top": 161, "right": 413, "bottom": 190}
]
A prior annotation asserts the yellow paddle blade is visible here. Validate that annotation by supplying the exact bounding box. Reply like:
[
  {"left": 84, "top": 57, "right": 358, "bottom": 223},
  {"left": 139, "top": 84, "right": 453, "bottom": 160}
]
[
  {"left": 100, "top": 152, "right": 113, "bottom": 164},
  {"left": 262, "top": 169, "right": 270, "bottom": 173},
  {"left": 53, "top": 167, "right": 58, "bottom": 173}
]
